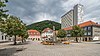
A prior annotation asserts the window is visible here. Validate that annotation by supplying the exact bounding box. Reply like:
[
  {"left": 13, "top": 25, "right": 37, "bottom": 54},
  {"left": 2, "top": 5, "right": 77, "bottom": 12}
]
[
  {"left": 88, "top": 27, "right": 91, "bottom": 30},
  {"left": 48, "top": 30, "right": 52, "bottom": 33},
  {"left": 88, "top": 32, "right": 91, "bottom": 35},
  {"left": 84, "top": 27, "right": 87, "bottom": 30},
  {"left": 48, "top": 30, "right": 51, "bottom": 32},
  {"left": 5, "top": 35, "right": 6, "bottom": 40},
  {"left": 67, "top": 34, "right": 71, "bottom": 37},
  {"left": 2, "top": 36, "right": 3, "bottom": 40},
  {"left": 84, "top": 32, "right": 87, "bottom": 35}
]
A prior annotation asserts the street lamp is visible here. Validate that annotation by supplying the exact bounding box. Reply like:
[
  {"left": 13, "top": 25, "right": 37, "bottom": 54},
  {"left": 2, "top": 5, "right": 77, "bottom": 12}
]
[{"left": 53, "top": 26, "right": 56, "bottom": 42}]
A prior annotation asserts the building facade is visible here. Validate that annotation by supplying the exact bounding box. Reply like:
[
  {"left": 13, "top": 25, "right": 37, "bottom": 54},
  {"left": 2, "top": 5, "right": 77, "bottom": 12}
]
[
  {"left": 61, "top": 4, "right": 84, "bottom": 29},
  {"left": 64, "top": 21, "right": 100, "bottom": 41},
  {"left": 28, "top": 30, "right": 41, "bottom": 41},
  {"left": 41, "top": 28, "right": 54, "bottom": 41},
  {"left": 0, "top": 32, "right": 9, "bottom": 42},
  {"left": 61, "top": 10, "right": 74, "bottom": 28},
  {"left": 0, "top": 31, "right": 24, "bottom": 42},
  {"left": 74, "top": 4, "right": 84, "bottom": 24}
]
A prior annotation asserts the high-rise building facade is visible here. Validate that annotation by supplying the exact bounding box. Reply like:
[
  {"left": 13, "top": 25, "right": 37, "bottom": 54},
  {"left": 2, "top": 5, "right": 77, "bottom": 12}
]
[
  {"left": 61, "top": 10, "right": 74, "bottom": 28},
  {"left": 74, "top": 4, "right": 84, "bottom": 25},
  {"left": 61, "top": 4, "right": 84, "bottom": 29}
]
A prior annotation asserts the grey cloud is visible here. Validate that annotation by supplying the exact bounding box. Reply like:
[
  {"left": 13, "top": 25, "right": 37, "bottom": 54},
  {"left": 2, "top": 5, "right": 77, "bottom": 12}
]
[
  {"left": 6, "top": 0, "right": 65, "bottom": 25},
  {"left": 6, "top": 0, "right": 100, "bottom": 25}
]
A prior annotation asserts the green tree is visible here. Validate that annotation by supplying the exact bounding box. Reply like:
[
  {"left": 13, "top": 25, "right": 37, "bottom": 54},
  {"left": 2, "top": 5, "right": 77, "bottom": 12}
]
[
  {"left": 5, "top": 16, "right": 27, "bottom": 45},
  {"left": 57, "top": 29, "right": 66, "bottom": 38},
  {"left": 27, "top": 20, "right": 61, "bottom": 33},
  {"left": 22, "top": 32, "right": 29, "bottom": 42},
  {"left": 0, "top": 0, "right": 28, "bottom": 45},
  {"left": 0, "top": 0, "right": 8, "bottom": 32},
  {"left": 18, "top": 23, "right": 28, "bottom": 43},
  {"left": 71, "top": 25, "right": 85, "bottom": 42},
  {"left": 0, "top": 0, "right": 8, "bottom": 18}
]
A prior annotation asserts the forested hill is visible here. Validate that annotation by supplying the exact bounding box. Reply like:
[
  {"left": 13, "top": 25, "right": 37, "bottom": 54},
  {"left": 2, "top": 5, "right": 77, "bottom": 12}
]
[{"left": 26, "top": 20, "right": 61, "bottom": 32}]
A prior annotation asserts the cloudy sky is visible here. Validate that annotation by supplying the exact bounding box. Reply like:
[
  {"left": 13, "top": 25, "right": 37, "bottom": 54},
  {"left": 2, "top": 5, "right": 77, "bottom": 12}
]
[{"left": 6, "top": 0, "right": 100, "bottom": 25}]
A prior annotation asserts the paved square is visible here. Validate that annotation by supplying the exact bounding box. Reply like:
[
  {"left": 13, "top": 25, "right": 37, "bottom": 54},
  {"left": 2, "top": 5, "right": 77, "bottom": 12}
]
[{"left": 12, "top": 41, "right": 100, "bottom": 56}]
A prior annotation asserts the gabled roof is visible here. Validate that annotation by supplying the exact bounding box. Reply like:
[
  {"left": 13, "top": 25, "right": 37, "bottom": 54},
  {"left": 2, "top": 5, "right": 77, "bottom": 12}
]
[
  {"left": 42, "top": 28, "right": 53, "bottom": 32},
  {"left": 28, "top": 30, "right": 40, "bottom": 33},
  {"left": 78, "top": 21, "right": 99, "bottom": 27},
  {"left": 63, "top": 21, "right": 100, "bottom": 31}
]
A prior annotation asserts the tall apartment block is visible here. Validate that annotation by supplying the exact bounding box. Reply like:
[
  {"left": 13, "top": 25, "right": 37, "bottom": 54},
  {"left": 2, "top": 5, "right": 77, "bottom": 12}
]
[
  {"left": 61, "top": 10, "right": 74, "bottom": 29},
  {"left": 74, "top": 4, "right": 84, "bottom": 25},
  {"left": 61, "top": 4, "right": 84, "bottom": 29}
]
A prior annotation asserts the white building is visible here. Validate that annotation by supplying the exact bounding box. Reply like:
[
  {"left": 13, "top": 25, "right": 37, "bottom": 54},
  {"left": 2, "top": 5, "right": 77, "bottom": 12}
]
[
  {"left": 0, "top": 31, "right": 10, "bottom": 42},
  {"left": 61, "top": 4, "right": 84, "bottom": 29},
  {"left": 41, "top": 28, "right": 53, "bottom": 41},
  {"left": 73, "top": 4, "right": 84, "bottom": 24}
]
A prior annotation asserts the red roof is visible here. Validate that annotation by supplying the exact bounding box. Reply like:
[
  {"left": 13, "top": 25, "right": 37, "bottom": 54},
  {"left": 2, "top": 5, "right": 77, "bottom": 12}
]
[
  {"left": 78, "top": 21, "right": 99, "bottom": 27},
  {"left": 28, "top": 30, "right": 40, "bottom": 36},
  {"left": 63, "top": 26, "right": 72, "bottom": 30},
  {"left": 42, "top": 28, "right": 53, "bottom": 32},
  {"left": 28, "top": 30, "right": 40, "bottom": 33},
  {"left": 63, "top": 21, "right": 100, "bottom": 31}
]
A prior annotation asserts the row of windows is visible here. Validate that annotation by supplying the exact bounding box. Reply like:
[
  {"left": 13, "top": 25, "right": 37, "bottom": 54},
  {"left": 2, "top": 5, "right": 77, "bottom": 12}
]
[
  {"left": 2, "top": 35, "right": 7, "bottom": 40},
  {"left": 67, "top": 31, "right": 92, "bottom": 37},
  {"left": 29, "top": 32, "right": 39, "bottom": 35},
  {"left": 62, "top": 17, "right": 71, "bottom": 26},
  {"left": 65, "top": 14, "right": 73, "bottom": 24},
  {"left": 66, "top": 27, "right": 92, "bottom": 37},
  {"left": 66, "top": 14, "right": 72, "bottom": 21},
  {"left": 83, "top": 26, "right": 91, "bottom": 31},
  {"left": 61, "top": 15, "right": 73, "bottom": 28},
  {"left": 84, "top": 31, "right": 91, "bottom": 36}
]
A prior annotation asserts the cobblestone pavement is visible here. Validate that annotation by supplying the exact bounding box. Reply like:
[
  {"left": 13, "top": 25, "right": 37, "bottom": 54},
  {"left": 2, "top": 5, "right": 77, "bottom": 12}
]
[
  {"left": 0, "top": 42, "right": 13, "bottom": 48},
  {"left": 12, "top": 41, "right": 100, "bottom": 56}
]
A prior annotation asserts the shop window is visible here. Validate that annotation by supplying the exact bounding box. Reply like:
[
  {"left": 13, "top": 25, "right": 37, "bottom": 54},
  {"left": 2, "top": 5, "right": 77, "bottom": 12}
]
[
  {"left": 33, "top": 38, "right": 35, "bottom": 41},
  {"left": 2, "top": 36, "right": 3, "bottom": 40},
  {"left": 38, "top": 38, "right": 40, "bottom": 41}
]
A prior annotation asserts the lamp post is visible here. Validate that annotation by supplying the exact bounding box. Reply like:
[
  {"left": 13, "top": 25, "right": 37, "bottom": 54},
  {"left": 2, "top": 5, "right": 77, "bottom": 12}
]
[{"left": 53, "top": 26, "right": 56, "bottom": 42}]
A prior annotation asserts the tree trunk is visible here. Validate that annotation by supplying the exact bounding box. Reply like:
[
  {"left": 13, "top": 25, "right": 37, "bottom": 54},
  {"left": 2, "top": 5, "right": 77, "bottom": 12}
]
[
  {"left": 14, "top": 35, "right": 17, "bottom": 45},
  {"left": 22, "top": 37, "right": 24, "bottom": 43},
  {"left": 76, "top": 37, "right": 78, "bottom": 42}
]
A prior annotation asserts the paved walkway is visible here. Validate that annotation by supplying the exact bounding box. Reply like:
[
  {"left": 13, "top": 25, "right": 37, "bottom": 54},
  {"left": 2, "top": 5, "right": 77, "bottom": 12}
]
[
  {"left": 13, "top": 41, "right": 100, "bottom": 56},
  {"left": 0, "top": 42, "right": 13, "bottom": 48}
]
